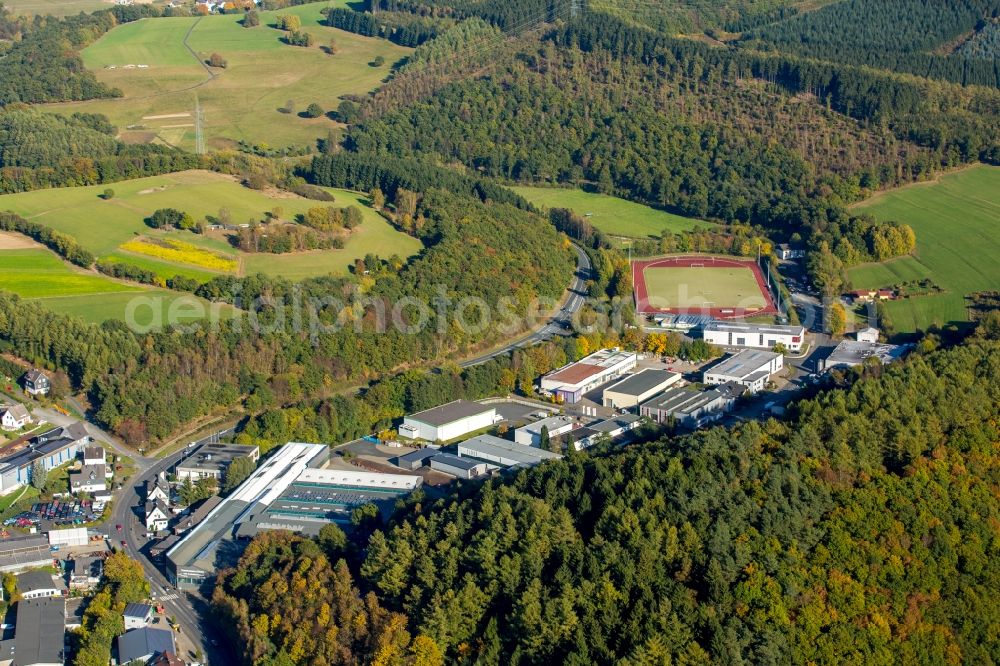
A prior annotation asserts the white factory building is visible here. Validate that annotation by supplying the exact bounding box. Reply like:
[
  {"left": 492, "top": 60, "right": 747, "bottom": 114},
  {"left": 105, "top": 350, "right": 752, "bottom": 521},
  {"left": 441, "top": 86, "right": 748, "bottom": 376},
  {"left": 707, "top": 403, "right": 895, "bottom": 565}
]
[
  {"left": 514, "top": 415, "right": 577, "bottom": 446},
  {"left": 539, "top": 349, "right": 637, "bottom": 403},
  {"left": 399, "top": 400, "right": 499, "bottom": 442},
  {"left": 703, "top": 350, "right": 784, "bottom": 394},
  {"left": 702, "top": 321, "right": 806, "bottom": 352}
]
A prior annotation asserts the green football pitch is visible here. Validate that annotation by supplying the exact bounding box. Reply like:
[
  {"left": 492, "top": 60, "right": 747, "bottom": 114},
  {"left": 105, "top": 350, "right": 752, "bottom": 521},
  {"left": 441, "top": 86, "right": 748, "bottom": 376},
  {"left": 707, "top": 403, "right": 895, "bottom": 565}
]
[{"left": 642, "top": 266, "right": 767, "bottom": 309}]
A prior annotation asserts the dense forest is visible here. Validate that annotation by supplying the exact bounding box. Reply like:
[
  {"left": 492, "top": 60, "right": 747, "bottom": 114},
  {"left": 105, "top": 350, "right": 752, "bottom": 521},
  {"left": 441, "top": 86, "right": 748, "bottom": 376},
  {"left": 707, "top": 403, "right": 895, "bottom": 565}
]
[
  {"left": 214, "top": 333, "right": 1000, "bottom": 665},
  {"left": 0, "top": 9, "right": 120, "bottom": 105},
  {"left": 347, "top": 40, "right": 932, "bottom": 260},
  {"left": 744, "top": 0, "right": 1000, "bottom": 88}
]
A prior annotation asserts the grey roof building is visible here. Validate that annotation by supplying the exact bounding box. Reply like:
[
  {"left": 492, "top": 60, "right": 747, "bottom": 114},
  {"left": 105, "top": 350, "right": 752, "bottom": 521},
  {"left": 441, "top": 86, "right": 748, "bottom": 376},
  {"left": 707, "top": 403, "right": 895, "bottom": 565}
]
[
  {"left": 640, "top": 385, "right": 742, "bottom": 428},
  {"left": 456, "top": 435, "right": 562, "bottom": 468},
  {"left": 428, "top": 453, "right": 487, "bottom": 479},
  {"left": 391, "top": 448, "right": 438, "bottom": 471},
  {"left": 117, "top": 627, "right": 175, "bottom": 664},
  {"left": 17, "top": 570, "right": 64, "bottom": 599},
  {"left": 399, "top": 400, "right": 497, "bottom": 442},
  {"left": 821, "top": 340, "right": 907, "bottom": 372},
  {"left": 13, "top": 597, "right": 65, "bottom": 665},
  {"left": 0, "top": 535, "right": 51, "bottom": 574},
  {"left": 174, "top": 442, "right": 259, "bottom": 481},
  {"left": 602, "top": 369, "right": 682, "bottom": 409},
  {"left": 703, "top": 349, "right": 783, "bottom": 394}
]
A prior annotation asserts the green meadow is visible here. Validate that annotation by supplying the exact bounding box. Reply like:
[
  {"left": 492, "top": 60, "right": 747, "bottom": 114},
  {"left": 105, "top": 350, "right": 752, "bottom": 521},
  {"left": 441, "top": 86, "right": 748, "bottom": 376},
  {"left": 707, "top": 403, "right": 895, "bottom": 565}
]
[
  {"left": 510, "top": 186, "right": 704, "bottom": 238},
  {"left": 0, "top": 170, "right": 421, "bottom": 280},
  {"left": 0, "top": 247, "right": 231, "bottom": 324},
  {"left": 2, "top": 0, "right": 107, "bottom": 16},
  {"left": 0, "top": 248, "right": 140, "bottom": 298},
  {"left": 848, "top": 165, "right": 1000, "bottom": 332},
  {"left": 45, "top": 2, "right": 411, "bottom": 150}
]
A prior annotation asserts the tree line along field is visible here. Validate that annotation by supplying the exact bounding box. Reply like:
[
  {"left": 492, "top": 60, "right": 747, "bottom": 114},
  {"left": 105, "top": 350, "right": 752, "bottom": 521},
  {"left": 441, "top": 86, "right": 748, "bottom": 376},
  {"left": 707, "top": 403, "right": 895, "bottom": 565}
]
[
  {"left": 847, "top": 164, "right": 1000, "bottom": 332},
  {"left": 0, "top": 243, "right": 231, "bottom": 324},
  {"left": 510, "top": 186, "right": 704, "bottom": 239},
  {"left": 0, "top": 170, "right": 422, "bottom": 282},
  {"left": 43, "top": 1, "right": 411, "bottom": 151}
]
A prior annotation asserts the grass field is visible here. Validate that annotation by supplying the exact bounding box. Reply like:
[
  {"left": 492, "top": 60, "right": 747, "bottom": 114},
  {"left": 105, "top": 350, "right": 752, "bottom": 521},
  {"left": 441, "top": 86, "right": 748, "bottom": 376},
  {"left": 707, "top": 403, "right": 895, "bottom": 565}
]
[
  {"left": 0, "top": 170, "right": 421, "bottom": 279},
  {"left": 0, "top": 247, "right": 233, "bottom": 324},
  {"left": 2, "top": 0, "right": 108, "bottom": 16},
  {"left": 44, "top": 2, "right": 411, "bottom": 150},
  {"left": 848, "top": 165, "right": 1000, "bottom": 332},
  {"left": 0, "top": 249, "right": 142, "bottom": 298},
  {"left": 510, "top": 186, "right": 704, "bottom": 238},
  {"left": 642, "top": 266, "right": 767, "bottom": 309}
]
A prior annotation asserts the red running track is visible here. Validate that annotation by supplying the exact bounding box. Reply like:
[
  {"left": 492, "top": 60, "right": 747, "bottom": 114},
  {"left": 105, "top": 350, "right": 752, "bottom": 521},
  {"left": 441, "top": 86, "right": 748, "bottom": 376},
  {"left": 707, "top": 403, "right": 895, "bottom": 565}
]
[{"left": 632, "top": 255, "right": 778, "bottom": 319}]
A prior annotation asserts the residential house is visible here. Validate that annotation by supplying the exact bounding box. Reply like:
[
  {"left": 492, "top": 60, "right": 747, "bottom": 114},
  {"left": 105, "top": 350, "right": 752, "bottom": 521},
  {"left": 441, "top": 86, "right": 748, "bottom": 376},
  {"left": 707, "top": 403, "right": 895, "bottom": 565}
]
[
  {"left": 123, "top": 603, "right": 153, "bottom": 630},
  {"left": 81, "top": 446, "right": 105, "bottom": 467},
  {"left": 0, "top": 404, "right": 31, "bottom": 432},
  {"left": 69, "top": 557, "right": 103, "bottom": 591},
  {"left": 69, "top": 464, "right": 106, "bottom": 494},
  {"left": 144, "top": 477, "right": 170, "bottom": 504},
  {"left": 145, "top": 500, "right": 171, "bottom": 533},
  {"left": 116, "top": 627, "right": 176, "bottom": 665},
  {"left": 22, "top": 370, "right": 50, "bottom": 397}
]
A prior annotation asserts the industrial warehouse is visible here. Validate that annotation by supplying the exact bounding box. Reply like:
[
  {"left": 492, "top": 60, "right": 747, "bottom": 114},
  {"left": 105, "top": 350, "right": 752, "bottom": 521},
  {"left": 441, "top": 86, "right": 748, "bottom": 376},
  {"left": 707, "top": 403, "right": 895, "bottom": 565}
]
[
  {"left": 165, "top": 442, "right": 421, "bottom": 590},
  {"left": 703, "top": 349, "right": 784, "bottom": 394},
  {"left": 701, "top": 321, "right": 806, "bottom": 352},
  {"left": 539, "top": 348, "right": 637, "bottom": 403}
]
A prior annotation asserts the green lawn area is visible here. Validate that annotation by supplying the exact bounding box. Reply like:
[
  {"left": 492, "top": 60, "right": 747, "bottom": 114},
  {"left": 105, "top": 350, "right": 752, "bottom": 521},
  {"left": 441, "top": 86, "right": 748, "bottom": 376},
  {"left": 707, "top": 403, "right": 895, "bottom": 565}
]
[
  {"left": 0, "top": 247, "right": 236, "bottom": 325},
  {"left": 0, "top": 485, "right": 40, "bottom": 522},
  {"left": 0, "top": 249, "right": 142, "bottom": 298},
  {"left": 0, "top": 171, "right": 421, "bottom": 280},
  {"left": 510, "top": 186, "right": 704, "bottom": 238},
  {"left": 642, "top": 266, "right": 766, "bottom": 309},
  {"left": 2, "top": 0, "right": 107, "bottom": 16},
  {"left": 848, "top": 164, "right": 1000, "bottom": 332},
  {"left": 45, "top": 2, "right": 411, "bottom": 150}
]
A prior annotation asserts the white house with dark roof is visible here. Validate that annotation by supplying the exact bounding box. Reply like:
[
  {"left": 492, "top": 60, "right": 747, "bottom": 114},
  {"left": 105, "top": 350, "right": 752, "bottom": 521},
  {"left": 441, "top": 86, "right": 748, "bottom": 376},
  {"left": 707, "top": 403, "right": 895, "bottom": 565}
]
[
  {"left": 22, "top": 369, "right": 50, "bottom": 397},
  {"left": 69, "top": 464, "right": 107, "bottom": 494},
  {"left": 0, "top": 404, "right": 31, "bottom": 431},
  {"left": 123, "top": 602, "right": 154, "bottom": 630},
  {"left": 145, "top": 500, "right": 171, "bottom": 532},
  {"left": 81, "top": 445, "right": 105, "bottom": 466}
]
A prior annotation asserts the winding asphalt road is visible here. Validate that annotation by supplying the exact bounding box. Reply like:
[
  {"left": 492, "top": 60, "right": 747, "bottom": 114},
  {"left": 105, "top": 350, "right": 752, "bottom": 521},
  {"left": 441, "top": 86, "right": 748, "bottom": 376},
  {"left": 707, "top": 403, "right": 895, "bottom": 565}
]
[
  {"left": 461, "top": 243, "right": 592, "bottom": 367},
  {"left": 107, "top": 430, "right": 234, "bottom": 663}
]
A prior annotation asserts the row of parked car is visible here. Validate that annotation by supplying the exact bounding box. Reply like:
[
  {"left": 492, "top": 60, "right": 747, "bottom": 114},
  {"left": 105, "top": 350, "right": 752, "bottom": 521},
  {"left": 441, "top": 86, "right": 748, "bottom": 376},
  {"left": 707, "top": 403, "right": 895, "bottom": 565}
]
[{"left": 2, "top": 499, "right": 103, "bottom": 527}]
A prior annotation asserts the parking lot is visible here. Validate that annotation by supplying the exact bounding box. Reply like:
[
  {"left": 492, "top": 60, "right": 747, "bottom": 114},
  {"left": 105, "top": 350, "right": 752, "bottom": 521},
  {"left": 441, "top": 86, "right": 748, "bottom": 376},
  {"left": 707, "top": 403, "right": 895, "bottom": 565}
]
[{"left": 3, "top": 499, "right": 105, "bottom": 528}]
